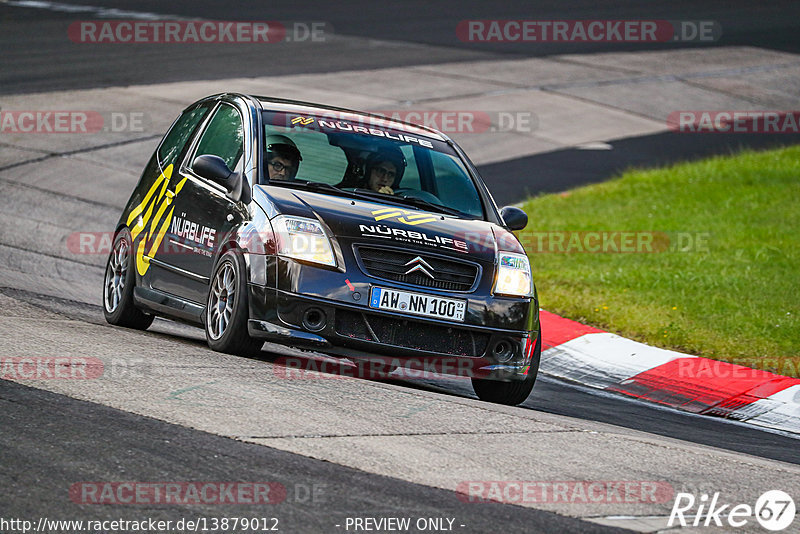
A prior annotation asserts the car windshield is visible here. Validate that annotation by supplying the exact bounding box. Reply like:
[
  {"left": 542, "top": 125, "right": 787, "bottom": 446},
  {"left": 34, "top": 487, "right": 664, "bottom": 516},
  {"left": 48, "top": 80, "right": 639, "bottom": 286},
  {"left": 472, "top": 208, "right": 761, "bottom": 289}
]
[{"left": 261, "top": 110, "right": 485, "bottom": 218}]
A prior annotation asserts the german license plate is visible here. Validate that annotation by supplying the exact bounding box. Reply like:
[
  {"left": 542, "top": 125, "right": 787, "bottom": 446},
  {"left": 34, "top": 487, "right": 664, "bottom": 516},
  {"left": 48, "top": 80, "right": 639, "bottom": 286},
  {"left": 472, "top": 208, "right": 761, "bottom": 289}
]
[{"left": 369, "top": 286, "right": 466, "bottom": 322}]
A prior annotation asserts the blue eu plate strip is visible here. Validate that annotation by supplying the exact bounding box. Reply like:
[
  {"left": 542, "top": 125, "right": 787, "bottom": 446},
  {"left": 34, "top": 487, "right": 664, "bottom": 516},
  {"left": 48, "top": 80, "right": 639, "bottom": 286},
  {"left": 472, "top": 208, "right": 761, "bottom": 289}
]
[{"left": 370, "top": 287, "right": 381, "bottom": 308}]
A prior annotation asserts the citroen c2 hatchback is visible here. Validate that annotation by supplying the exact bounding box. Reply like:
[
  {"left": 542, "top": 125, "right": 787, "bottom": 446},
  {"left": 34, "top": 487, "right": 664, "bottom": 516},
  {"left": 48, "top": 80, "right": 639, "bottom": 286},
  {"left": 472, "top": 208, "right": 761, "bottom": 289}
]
[{"left": 103, "top": 94, "right": 541, "bottom": 405}]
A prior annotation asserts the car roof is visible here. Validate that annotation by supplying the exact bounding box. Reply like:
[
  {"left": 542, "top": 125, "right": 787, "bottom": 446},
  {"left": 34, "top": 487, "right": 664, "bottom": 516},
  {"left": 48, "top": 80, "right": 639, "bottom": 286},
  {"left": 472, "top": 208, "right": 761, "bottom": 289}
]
[{"left": 245, "top": 95, "right": 449, "bottom": 142}]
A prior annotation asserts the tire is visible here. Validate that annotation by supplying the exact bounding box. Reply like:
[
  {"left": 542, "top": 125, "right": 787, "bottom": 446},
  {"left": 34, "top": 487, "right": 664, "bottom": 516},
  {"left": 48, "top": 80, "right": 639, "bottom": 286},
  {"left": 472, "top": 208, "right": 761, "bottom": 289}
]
[
  {"left": 471, "top": 329, "right": 541, "bottom": 406},
  {"left": 102, "top": 228, "right": 154, "bottom": 330},
  {"left": 205, "top": 248, "right": 263, "bottom": 356}
]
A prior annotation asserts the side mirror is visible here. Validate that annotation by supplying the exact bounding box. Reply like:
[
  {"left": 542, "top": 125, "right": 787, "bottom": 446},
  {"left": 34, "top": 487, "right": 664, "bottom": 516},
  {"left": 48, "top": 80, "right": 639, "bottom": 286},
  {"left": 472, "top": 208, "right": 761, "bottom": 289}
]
[
  {"left": 193, "top": 154, "right": 233, "bottom": 186},
  {"left": 500, "top": 206, "right": 528, "bottom": 231},
  {"left": 192, "top": 154, "right": 250, "bottom": 204}
]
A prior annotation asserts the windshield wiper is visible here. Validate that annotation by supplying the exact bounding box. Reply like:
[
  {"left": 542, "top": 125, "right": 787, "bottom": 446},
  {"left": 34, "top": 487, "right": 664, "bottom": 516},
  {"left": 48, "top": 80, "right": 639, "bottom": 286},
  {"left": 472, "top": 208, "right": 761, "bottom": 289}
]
[
  {"left": 351, "top": 188, "right": 468, "bottom": 217},
  {"left": 267, "top": 181, "right": 471, "bottom": 218},
  {"left": 267, "top": 179, "right": 338, "bottom": 192},
  {"left": 267, "top": 180, "right": 376, "bottom": 202}
]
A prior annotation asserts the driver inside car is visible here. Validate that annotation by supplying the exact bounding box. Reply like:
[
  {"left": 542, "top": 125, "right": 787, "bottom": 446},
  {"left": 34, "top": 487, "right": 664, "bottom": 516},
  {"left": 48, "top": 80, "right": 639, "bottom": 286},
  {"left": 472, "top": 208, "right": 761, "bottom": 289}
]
[{"left": 363, "top": 147, "right": 406, "bottom": 194}]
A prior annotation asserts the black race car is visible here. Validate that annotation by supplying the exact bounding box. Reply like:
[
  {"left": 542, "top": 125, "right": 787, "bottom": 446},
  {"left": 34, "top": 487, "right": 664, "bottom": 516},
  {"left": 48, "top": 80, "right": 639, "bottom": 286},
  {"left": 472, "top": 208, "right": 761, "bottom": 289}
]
[{"left": 103, "top": 93, "right": 541, "bottom": 405}]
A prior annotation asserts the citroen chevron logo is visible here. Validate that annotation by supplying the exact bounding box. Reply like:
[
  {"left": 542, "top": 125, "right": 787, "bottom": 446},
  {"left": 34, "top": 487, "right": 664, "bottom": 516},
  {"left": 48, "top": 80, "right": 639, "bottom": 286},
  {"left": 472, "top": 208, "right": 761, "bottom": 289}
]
[
  {"left": 404, "top": 256, "right": 435, "bottom": 279},
  {"left": 291, "top": 116, "right": 315, "bottom": 125}
]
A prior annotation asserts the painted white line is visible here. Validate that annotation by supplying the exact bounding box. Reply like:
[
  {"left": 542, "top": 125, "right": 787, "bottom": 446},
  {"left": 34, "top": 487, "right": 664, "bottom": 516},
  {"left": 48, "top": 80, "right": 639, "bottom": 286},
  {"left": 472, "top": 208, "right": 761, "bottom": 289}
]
[
  {"left": 536, "top": 375, "right": 800, "bottom": 441},
  {"left": 2, "top": 0, "right": 191, "bottom": 20},
  {"left": 741, "top": 385, "right": 800, "bottom": 434},
  {"left": 541, "top": 332, "right": 692, "bottom": 389}
]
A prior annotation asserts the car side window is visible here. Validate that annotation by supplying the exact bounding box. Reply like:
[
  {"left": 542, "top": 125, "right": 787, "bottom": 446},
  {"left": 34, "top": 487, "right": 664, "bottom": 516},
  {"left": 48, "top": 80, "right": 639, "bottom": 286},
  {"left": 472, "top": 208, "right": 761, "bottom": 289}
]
[
  {"left": 157, "top": 106, "right": 210, "bottom": 166},
  {"left": 192, "top": 103, "right": 244, "bottom": 171},
  {"left": 397, "top": 145, "right": 421, "bottom": 190}
]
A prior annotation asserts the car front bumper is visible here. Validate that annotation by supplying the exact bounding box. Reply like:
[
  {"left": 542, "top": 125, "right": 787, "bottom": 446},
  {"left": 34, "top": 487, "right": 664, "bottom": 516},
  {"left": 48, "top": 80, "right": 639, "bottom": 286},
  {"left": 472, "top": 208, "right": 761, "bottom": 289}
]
[{"left": 245, "top": 255, "right": 540, "bottom": 381}]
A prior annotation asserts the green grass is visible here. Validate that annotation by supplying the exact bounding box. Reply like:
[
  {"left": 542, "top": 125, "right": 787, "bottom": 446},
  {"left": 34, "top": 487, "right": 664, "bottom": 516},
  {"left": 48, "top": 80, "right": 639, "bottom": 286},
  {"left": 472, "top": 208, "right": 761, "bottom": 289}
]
[{"left": 520, "top": 145, "right": 800, "bottom": 377}]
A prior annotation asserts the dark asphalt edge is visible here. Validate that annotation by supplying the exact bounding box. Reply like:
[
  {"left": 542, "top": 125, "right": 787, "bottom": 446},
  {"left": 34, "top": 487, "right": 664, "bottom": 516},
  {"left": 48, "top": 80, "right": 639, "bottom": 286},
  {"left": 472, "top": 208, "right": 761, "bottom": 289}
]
[
  {"left": 0, "top": 379, "right": 632, "bottom": 534},
  {"left": 479, "top": 131, "right": 800, "bottom": 206}
]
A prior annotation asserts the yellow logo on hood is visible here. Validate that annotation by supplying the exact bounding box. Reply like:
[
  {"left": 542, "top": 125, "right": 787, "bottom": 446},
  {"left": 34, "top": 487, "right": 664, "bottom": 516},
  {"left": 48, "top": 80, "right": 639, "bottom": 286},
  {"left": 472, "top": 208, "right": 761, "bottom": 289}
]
[
  {"left": 371, "top": 207, "right": 438, "bottom": 226},
  {"left": 125, "top": 164, "right": 187, "bottom": 275}
]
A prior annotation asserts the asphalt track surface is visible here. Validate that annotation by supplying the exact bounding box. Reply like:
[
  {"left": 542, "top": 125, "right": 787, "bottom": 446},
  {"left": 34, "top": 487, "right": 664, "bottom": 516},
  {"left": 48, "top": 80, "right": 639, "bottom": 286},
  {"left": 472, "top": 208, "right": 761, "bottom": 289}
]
[
  {"left": 4, "top": 0, "right": 800, "bottom": 203},
  {"left": 1, "top": 2, "right": 800, "bottom": 533},
  {"left": 1, "top": 288, "right": 798, "bottom": 533},
  {"left": 0, "top": 379, "right": 621, "bottom": 534},
  {"left": 482, "top": 130, "right": 800, "bottom": 206},
  {"left": 2, "top": 0, "right": 800, "bottom": 94}
]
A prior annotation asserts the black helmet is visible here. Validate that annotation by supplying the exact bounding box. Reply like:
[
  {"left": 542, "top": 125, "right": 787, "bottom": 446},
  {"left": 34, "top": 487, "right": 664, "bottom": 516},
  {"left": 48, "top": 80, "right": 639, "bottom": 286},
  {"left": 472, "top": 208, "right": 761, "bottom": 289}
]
[
  {"left": 364, "top": 146, "right": 406, "bottom": 187},
  {"left": 266, "top": 134, "right": 302, "bottom": 166}
]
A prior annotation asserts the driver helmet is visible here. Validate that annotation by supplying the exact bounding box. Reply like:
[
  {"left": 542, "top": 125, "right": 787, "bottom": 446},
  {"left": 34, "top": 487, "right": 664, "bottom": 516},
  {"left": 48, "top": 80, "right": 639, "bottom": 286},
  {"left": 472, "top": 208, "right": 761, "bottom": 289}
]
[
  {"left": 266, "top": 134, "right": 302, "bottom": 175},
  {"left": 364, "top": 146, "right": 406, "bottom": 188}
]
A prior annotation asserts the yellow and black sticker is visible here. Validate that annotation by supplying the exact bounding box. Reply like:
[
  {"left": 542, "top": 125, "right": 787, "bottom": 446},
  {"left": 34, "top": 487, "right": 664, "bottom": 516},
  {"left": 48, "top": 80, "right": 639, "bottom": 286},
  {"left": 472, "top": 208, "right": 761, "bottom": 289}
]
[
  {"left": 371, "top": 207, "right": 438, "bottom": 226},
  {"left": 125, "top": 164, "right": 187, "bottom": 275}
]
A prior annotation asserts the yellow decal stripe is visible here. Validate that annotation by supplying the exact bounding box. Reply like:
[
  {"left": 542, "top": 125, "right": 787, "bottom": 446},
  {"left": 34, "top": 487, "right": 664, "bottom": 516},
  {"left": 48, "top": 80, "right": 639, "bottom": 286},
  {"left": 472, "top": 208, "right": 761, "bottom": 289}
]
[
  {"left": 147, "top": 206, "right": 174, "bottom": 259},
  {"left": 374, "top": 212, "right": 406, "bottom": 221},
  {"left": 148, "top": 192, "right": 173, "bottom": 240},
  {"left": 372, "top": 207, "right": 406, "bottom": 215},
  {"left": 174, "top": 176, "right": 187, "bottom": 195},
  {"left": 126, "top": 164, "right": 173, "bottom": 226},
  {"left": 398, "top": 216, "right": 438, "bottom": 225},
  {"left": 128, "top": 165, "right": 179, "bottom": 276},
  {"left": 126, "top": 175, "right": 163, "bottom": 227},
  {"left": 135, "top": 239, "right": 149, "bottom": 276},
  {"left": 133, "top": 196, "right": 158, "bottom": 242},
  {"left": 147, "top": 177, "right": 185, "bottom": 241}
]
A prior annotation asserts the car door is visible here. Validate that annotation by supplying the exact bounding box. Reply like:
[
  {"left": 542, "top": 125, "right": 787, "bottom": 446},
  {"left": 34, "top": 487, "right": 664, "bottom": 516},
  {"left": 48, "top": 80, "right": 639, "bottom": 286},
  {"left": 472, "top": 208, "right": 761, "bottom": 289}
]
[
  {"left": 150, "top": 101, "right": 249, "bottom": 304},
  {"left": 129, "top": 103, "right": 212, "bottom": 292}
]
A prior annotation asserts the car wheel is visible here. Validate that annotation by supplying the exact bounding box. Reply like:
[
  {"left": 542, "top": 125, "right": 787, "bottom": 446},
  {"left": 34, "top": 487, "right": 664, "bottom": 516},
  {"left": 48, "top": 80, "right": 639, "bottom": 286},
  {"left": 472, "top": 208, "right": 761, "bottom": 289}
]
[
  {"left": 103, "top": 228, "right": 154, "bottom": 329},
  {"left": 205, "top": 248, "right": 263, "bottom": 356},
  {"left": 471, "top": 330, "right": 541, "bottom": 406}
]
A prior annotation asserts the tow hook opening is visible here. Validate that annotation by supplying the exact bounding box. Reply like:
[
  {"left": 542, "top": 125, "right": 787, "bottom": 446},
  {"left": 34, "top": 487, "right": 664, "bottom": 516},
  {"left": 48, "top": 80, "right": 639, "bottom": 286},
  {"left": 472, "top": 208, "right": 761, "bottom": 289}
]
[
  {"left": 492, "top": 338, "right": 516, "bottom": 363},
  {"left": 302, "top": 307, "right": 327, "bottom": 332}
]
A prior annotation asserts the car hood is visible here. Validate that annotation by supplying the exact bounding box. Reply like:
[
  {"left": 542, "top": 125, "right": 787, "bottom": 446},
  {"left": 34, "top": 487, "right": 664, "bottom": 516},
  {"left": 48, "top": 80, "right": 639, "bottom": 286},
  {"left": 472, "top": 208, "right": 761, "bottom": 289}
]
[{"left": 255, "top": 185, "right": 524, "bottom": 263}]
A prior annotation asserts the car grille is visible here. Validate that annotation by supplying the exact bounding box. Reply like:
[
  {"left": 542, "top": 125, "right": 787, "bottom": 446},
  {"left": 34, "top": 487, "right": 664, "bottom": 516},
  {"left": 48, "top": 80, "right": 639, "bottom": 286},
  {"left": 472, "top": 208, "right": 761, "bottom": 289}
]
[
  {"left": 356, "top": 246, "right": 479, "bottom": 291},
  {"left": 335, "top": 310, "right": 489, "bottom": 357}
]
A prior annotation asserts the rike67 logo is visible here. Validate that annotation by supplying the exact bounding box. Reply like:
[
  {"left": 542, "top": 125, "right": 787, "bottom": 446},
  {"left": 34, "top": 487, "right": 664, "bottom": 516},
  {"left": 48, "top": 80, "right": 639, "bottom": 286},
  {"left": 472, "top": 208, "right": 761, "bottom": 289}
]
[{"left": 669, "top": 490, "right": 795, "bottom": 531}]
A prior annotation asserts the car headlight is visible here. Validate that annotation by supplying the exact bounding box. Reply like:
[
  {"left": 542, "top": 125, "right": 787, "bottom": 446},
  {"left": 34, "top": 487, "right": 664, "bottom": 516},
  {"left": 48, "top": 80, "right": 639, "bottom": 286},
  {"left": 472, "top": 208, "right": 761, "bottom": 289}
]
[
  {"left": 493, "top": 252, "right": 533, "bottom": 297},
  {"left": 273, "top": 215, "right": 336, "bottom": 267}
]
